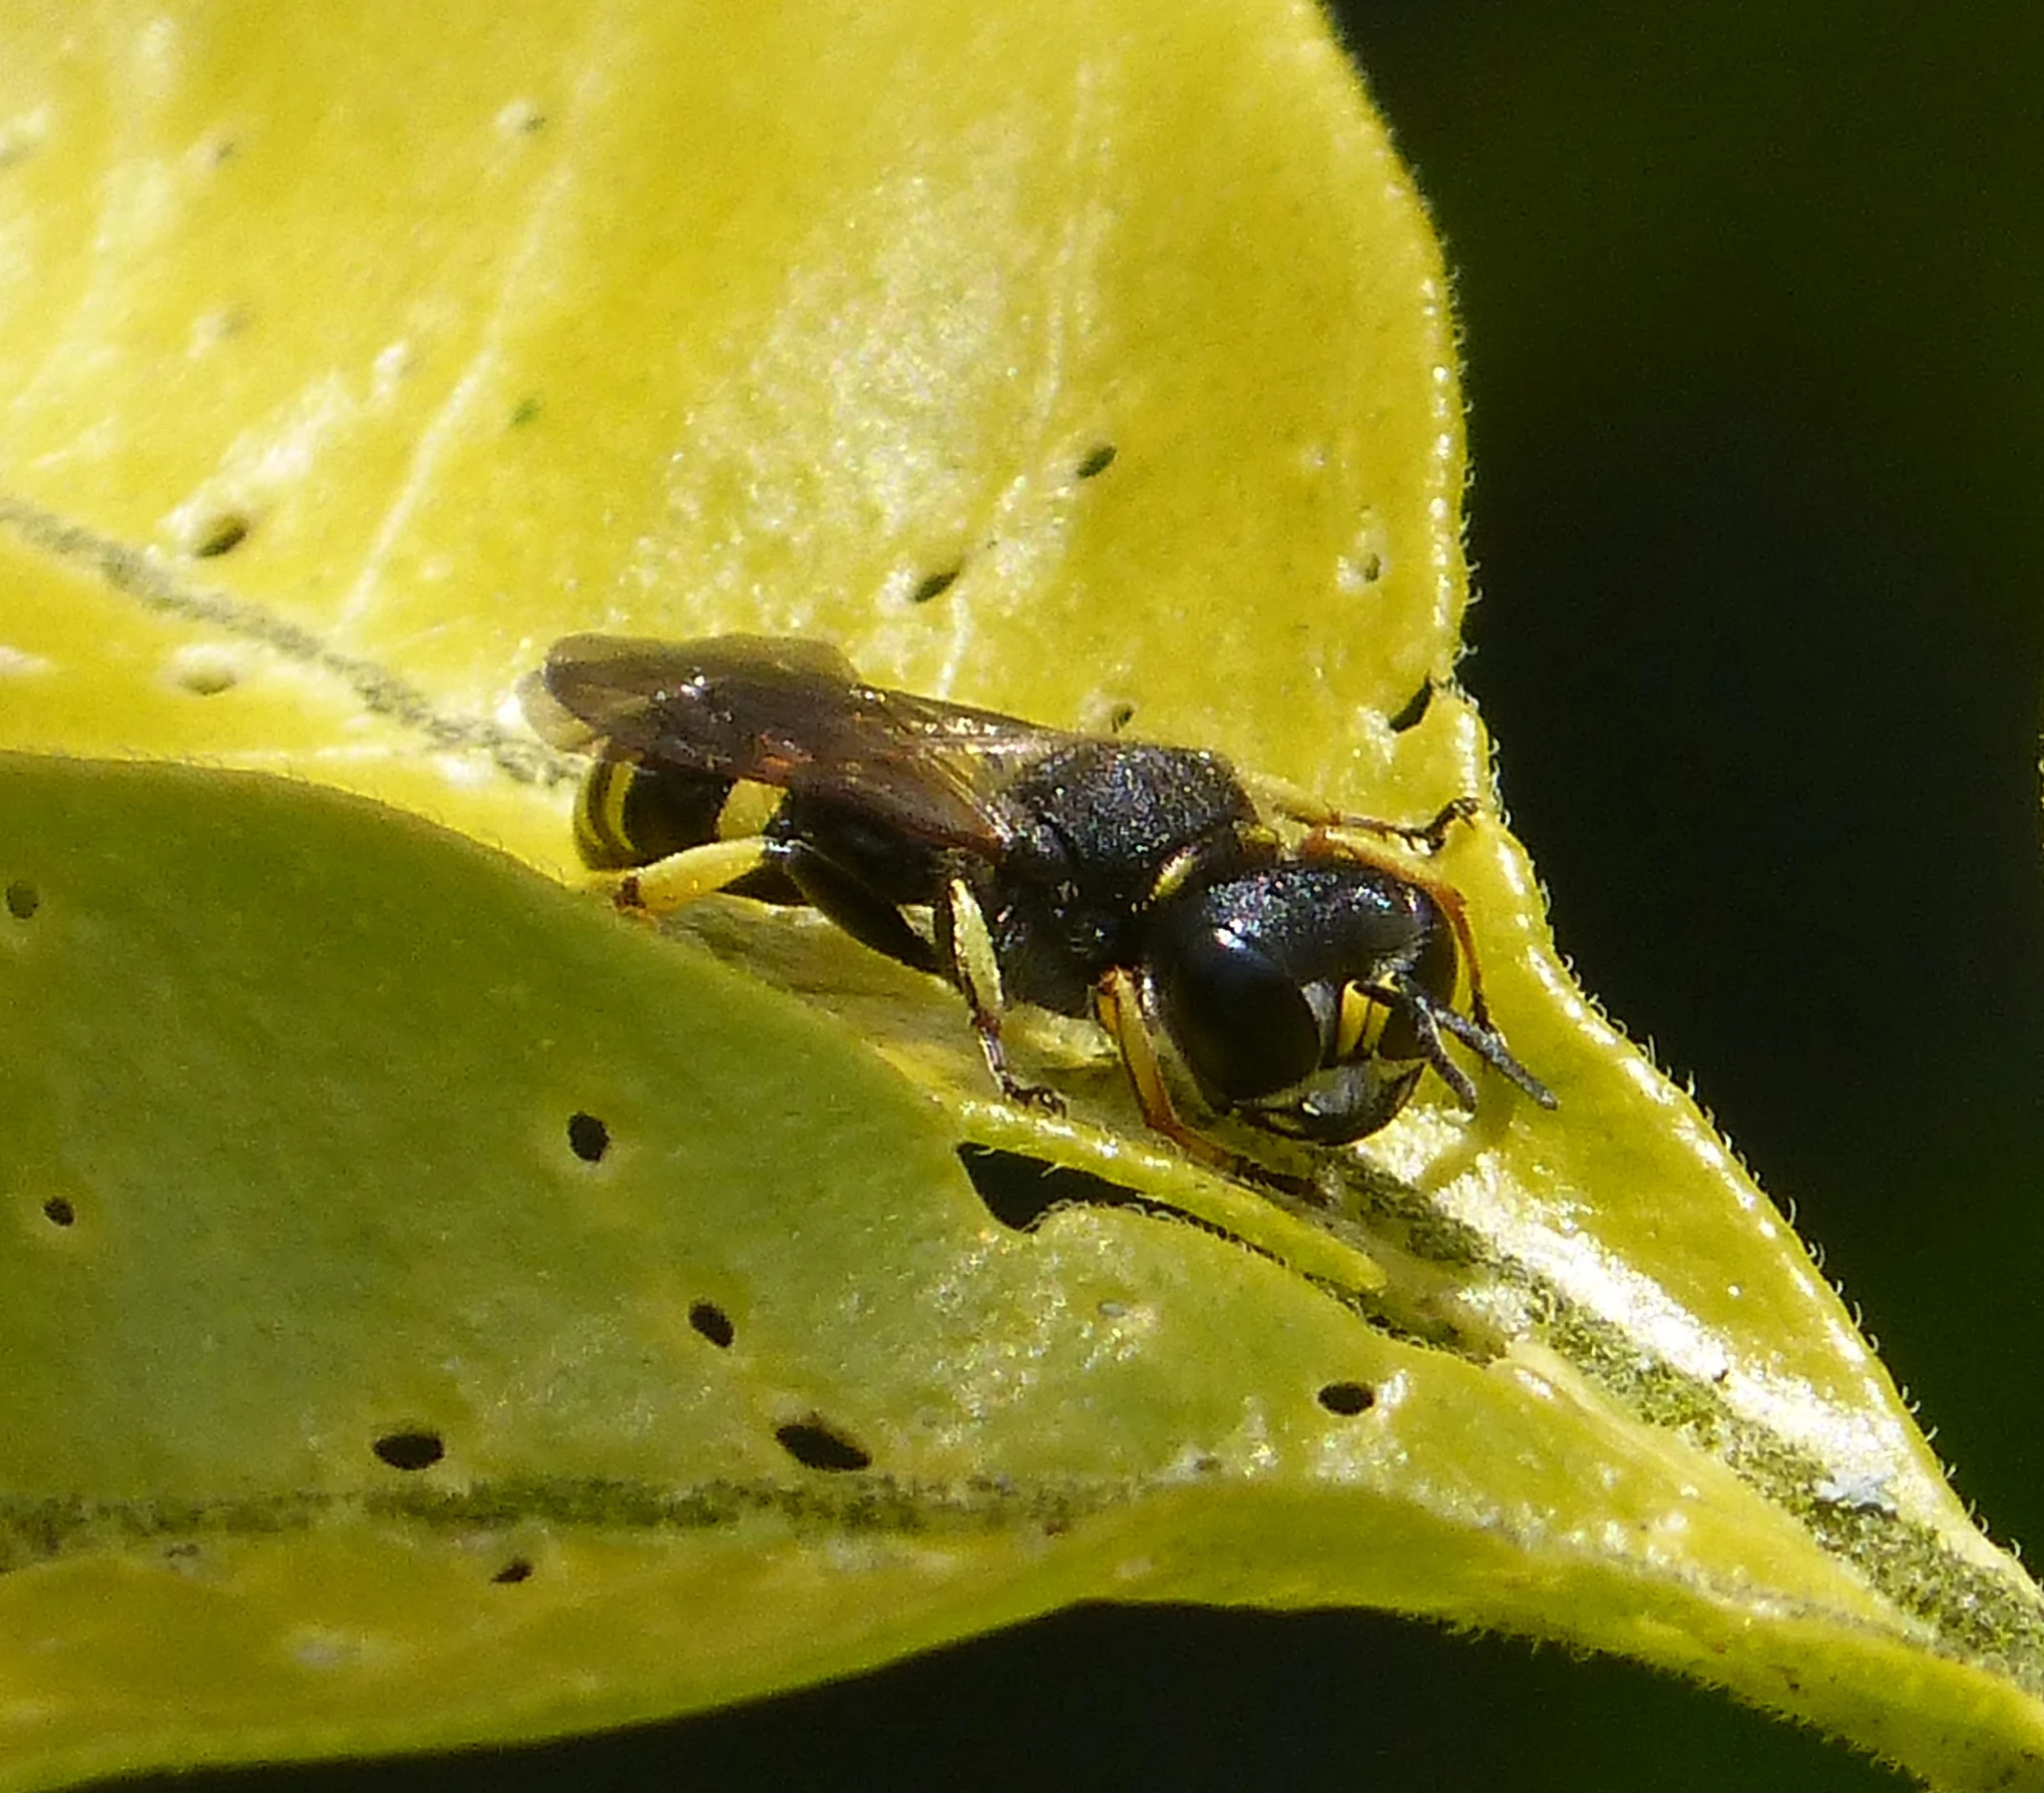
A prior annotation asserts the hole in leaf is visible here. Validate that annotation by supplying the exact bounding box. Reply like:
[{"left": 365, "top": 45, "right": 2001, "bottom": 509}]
[
  {"left": 1105, "top": 701, "right": 1136, "bottom": 734},
  {"left": 1386, "top": 681, "right": 1432, "bottom": 733},
  {"left": 41, "top": 1195, "right": 75, "bottom": 1227},
  {"left": 372, "top": 1430, "right": 445, "bottom": 1472},
  {"left": 1317, "top": 1381, "right": 1376, "bottom": 1416},
  {"left": 1075, "top": 442, "right": 1117, "bottom": 479},
  {"left": 192, "top": 512, "right": 251, "bottom": 558},
  {"left": 492, "top": 1558, "right": 534, "bottom": 1584},
  {"left": 567, "top": 1112, "right": 610, "bottom": 1162},
  {"left": 910, "top": 566, "right": 962, "bottom": 606},
  {"left": 955, "top": 1144, "right": 1146, "bottom": 1231},
  {"left": 6, "top": 880, "right": 38, "bottom": 920},
  {"left": 774, "top": 1418, "right": 872, "bottom": 1473},
  {"left": 688, "top": 1301, "right": 735, "bottom": 1348}
]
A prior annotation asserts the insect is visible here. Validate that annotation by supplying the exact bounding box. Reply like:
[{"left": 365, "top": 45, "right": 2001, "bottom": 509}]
[{"left": 523, "top": 634, "right": 1554, "bottom": 1178}]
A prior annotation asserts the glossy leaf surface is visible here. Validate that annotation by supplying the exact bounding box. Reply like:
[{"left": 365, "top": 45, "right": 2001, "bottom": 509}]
[{"left": 0, "top": 4, "right": 2040, "bottom": 1790}]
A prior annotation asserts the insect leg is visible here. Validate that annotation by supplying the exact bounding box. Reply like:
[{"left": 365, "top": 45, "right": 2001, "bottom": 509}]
[
  {"left": 1094, "top": 968, "right": 1227, "bottom": 1163},
  {"left": 1298, "top": 795, "right": 1480, "bottom": 855},
  {"left": 939, "top": 877, "right": 1064, "bottom": 1114},
  {"left": 617, "top": 837, "right": 774, "bottom": 914},
  {"left": 1401, "top": 795, "right": 1481, "bottom": 853},
  {"left": 1255, "top": 778, "right": 1480, "bottom": 853},
  {"left": 1302, "top": 818, "right": 1497, "bottom": 1029},
  {"left": 620, "top": 826, "right": 949, "bottom": 981},
  {"left": 1311, "top": 826, "right": 1555, "bottom": 1113},
  {"left": 776, "top": 841, "right": 944, "bottom": 977},
  {"left": 1093, "top": 967, "right": 1318, "bottom": 1194}
]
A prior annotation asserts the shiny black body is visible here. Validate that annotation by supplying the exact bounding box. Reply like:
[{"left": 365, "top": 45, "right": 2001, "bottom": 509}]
[{"left": 525, "top": 634, "right": 1552, "bottom": 1145}]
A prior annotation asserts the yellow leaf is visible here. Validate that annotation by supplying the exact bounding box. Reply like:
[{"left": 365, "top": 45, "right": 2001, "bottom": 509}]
[{"left": 2, "top": 4, "right": 2040, "bottom": 1791}]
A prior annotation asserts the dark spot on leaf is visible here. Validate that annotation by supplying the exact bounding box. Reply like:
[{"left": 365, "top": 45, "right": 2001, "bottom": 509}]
[
  {"left": 1317, "top": 1381, "right": 1376, "bottom": 1416},
  {"left": 1075, "top": 443, "right": 1117, "bottom": 479},
  {"left": 910, "top": 566, "right": 962, "bottom": 605},
  {"left": 41, "top": 1195, "right": 75, "bottom": 1227},
  {"left": 372, "top": 1430, "right": 445, "bottom": 1472},
  {"left": 492, "top": 1558, "right": 534, "bottom": 1584},
  {"left": 955, "top": 1144, "right": 1147, "bottom": 1231},
  {"left": 510, "top": 396, "right": 542, "bottom": 426},
  {"left": 6, "top": 880, "right": 38, "bottom": 920},
  {"left": 567, "top": 1112, "right": 610, "bottom": 1162},
  {"left": 192, "top": 513, "right": 251, "bottom": 558},
  {"left": 688, "top": 1301, "right": 735, "bottom": 1348},
  {"left": 1105, "top": 701, "right": 1136, "bottom": 734},
  {"left": 774, "top": 1418, "right": 871, "bottom": 1473},
  {"left": 1387, "top": 681, "right": 1432, "bottom": 733},
  {"left": 175, "top": 654, "right": 238, "bottom": 696}
]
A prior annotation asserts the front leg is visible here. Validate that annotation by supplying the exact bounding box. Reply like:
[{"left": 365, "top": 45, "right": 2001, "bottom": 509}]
[
  {"left": 1093, "top": 967, "right": 1313, "bottom": 1197},
  {"left": 1265, "top": 785, "right": 1480, "bottom": 854}
]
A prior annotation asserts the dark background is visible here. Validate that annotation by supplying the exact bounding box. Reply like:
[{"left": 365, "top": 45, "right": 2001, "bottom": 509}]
[
  {"left": 143, "top": 4, "right": 2042, "bottom": 1789},
  {"left": 1344, "top": 0, "right": 2044, "bottom": 1596}
]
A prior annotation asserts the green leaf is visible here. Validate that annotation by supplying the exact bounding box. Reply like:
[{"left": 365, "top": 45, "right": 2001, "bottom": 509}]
[{"left": 1, "top": 4, "right": 2041, "bottom": 1791}]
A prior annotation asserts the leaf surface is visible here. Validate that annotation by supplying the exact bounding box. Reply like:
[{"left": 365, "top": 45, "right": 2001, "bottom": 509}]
[{"left": 1, "top": 4, "right": 2041, "bottom": 1790}]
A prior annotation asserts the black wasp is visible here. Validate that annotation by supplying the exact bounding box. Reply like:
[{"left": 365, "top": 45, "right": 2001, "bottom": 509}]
[{"left": 524, "top": 634, "right": 1554, "bottom": 1177}]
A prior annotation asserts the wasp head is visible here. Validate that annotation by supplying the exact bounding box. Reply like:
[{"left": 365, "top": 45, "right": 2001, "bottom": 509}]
[{"left": 1145, "top": 860, "right": 1543, "bottom": 1144}]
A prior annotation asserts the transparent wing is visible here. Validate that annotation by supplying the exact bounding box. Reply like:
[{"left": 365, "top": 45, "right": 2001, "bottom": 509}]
[{"left": 527, "top": 634, "right": 1075, "bottom": 857}]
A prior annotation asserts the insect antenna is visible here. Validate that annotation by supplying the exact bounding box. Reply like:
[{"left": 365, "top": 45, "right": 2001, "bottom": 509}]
[{"left": 1424, "top": 998, "right": 1559, "bottom": 1109}]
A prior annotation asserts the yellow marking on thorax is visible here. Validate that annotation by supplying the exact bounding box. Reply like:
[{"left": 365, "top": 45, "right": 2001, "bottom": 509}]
[
  {"left": 1148, "top": 822, "right": 1280, "bottom": 904},
  {"left": 1150, "top": 846, "right": 1204, "bottom": 905}
]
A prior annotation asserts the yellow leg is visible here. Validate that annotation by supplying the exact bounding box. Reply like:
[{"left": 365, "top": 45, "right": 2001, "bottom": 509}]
[
  {"left": 1250, "top": 776, "right": 1479, "bottom": 846},
  {"left": 615, "top": 836, "right": 771, "bottom": 915},
  {"left": 943, "top": 877, "right": 1062, "bottom": 1113},
  {"left": 1094, "top": 967, "right": 1303, "bottom": 1189},
  {"left": 1301, "top": 813, "right": 1492, "bottom": 1026},
  {"left": 1292, "top": 794, "right": 1479, "bottom": 854}
]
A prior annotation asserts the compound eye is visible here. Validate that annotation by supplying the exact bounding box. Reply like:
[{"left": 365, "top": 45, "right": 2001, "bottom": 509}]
[{"left": 1151, "top": 920, "right": 1324, "bottom": 1103}]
